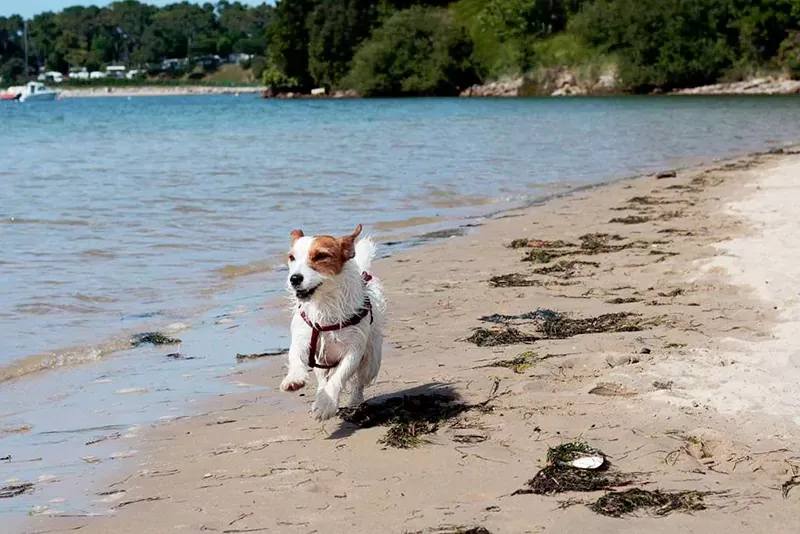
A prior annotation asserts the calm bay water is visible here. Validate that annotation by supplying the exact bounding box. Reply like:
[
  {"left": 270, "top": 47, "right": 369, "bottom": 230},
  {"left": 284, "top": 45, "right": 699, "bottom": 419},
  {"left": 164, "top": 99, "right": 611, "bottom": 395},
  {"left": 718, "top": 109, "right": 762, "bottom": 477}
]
[
  {"left": 1, "top": 95, "right": 800, "bottom": 376},
  {"left": 2, "top": 94, "right": 800, "bottom": 520}
]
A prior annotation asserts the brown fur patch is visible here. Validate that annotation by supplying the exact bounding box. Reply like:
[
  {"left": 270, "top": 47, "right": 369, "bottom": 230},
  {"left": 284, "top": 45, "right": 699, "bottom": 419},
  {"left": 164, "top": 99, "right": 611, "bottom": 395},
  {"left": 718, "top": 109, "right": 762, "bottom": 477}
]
[{"left": 308, "top": 236, "right": 347, "bottom": 276}]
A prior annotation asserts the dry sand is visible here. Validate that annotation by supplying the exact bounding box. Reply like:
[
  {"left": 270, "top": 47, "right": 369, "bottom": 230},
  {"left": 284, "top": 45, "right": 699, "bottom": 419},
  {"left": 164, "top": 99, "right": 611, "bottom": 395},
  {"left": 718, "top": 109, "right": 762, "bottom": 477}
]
[{"left": 23, "top": 150, "right": 800, "bottom": 533}]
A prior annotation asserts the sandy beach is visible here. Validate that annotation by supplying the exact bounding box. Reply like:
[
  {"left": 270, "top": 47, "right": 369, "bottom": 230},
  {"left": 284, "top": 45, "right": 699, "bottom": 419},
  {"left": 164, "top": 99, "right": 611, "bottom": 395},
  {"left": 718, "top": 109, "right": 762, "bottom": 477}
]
[{"left": 21, "top": 149, "right": 800, "bottom": 533}]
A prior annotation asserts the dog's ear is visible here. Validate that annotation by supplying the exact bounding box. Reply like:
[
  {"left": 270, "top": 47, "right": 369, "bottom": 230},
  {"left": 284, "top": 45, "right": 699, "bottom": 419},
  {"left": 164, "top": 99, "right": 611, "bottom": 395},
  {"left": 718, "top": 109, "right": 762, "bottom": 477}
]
[
  {"left": 339, "top": 224, "right": 362, "bottom": 260},
  {"left": 290, "top": 229, "right": 304, "bottom": 245}
]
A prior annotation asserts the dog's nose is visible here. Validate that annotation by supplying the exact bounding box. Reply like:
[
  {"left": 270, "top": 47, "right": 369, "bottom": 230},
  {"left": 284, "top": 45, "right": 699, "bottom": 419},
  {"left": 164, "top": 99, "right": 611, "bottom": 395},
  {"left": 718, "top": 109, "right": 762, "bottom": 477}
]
[{"left": 290, "top": 273, "right": 304, "bottom": 287}]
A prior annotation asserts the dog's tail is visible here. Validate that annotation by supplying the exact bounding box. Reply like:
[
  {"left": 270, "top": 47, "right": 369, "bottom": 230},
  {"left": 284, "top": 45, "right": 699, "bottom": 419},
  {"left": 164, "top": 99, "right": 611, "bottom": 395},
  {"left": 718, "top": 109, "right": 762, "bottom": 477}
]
[{"left": 354, "top": 236, "right": 377, "bottom": 274}]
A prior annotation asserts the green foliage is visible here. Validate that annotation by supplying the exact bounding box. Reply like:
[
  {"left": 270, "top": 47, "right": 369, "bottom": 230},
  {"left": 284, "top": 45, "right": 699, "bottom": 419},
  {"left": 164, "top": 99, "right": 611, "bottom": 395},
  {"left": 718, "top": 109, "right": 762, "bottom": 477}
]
[
  {"left": 779, "top": 30, "right": 800, "bottom": 79},
  {"left": 307, "top": 0, "right": 382, "bottom": 88},
  {"left": 266, "top": 0, "right": 317, "bottom": 89},
  {"left": 345, "top": 7, "right": 479, "bottom": 96},
  {"left": 261, "top": 65, "right": 300, "bottom": 91}
]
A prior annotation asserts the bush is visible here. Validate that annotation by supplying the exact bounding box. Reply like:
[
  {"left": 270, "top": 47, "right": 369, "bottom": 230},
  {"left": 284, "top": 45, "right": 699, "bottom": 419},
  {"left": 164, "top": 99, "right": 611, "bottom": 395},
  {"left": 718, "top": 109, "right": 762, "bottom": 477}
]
[
  {"left": 344, "top": 6, "right": 479, "bottom": 96},
  {"left": 572, "top": 0, "right": 740, "bottom": 91},
  {"left": 779, "top": 31, "right": 800, "bottom": 79},
  {"left": 262, "top": 66, "right": 301, "bottom": 91}
]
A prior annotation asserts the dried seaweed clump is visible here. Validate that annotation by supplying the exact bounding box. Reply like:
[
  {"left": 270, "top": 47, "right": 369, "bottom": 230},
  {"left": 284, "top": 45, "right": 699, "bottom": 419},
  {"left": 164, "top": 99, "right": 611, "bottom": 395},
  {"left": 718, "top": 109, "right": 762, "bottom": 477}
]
[
  {"left": 532, "top": 260, "right": 599, "bottom": 279},
  {"left": 509, "top": 238, "right": 573, "bottom": 249},
  {"left": 590, "top": 488, "right": 707, "bottom": 517},
  {"left": 514, "top": 441, "right": 632, "bottom": 495},
  {"left": 131, "top": 332, "right": 181, "bottom": 346},
  {"left": 338, "top": 393, "right": 483, "bottom": 449},
  {"left": 522, "top": 248, "right": 571, "bottom": 263},
  {"left": 406, "top": 526, "right": 492, "bottom": 534},
  {"left": 605, "top": 297, "right": 641, "bottom": 304},
  {"left": 483, "top": 351, "right": 539, "bottom": 373},
  {"left": 609, "top": 215, "right": 650, "bottom": 224},
  {"left": 534, "top": 311, "right": 643, "bottom": 339},
  {"left": 0, "top": 483, "right": 34, "bottom": 498},
  {"left": 488, "top": 273, "right": 542, "bottom": 288},
  {"left": 466, "top": 327, "right": 538, "bottom": 347}
]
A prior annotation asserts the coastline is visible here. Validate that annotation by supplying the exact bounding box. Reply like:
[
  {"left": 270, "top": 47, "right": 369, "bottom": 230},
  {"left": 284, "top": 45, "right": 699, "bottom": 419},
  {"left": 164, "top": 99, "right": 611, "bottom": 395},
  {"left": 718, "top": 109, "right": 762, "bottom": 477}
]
[
  {"left": 57, "top": 85, "right": 266, "bottom": 98},
  {"left": 22, "top": 148, "right": 800, "bottom": 533}
]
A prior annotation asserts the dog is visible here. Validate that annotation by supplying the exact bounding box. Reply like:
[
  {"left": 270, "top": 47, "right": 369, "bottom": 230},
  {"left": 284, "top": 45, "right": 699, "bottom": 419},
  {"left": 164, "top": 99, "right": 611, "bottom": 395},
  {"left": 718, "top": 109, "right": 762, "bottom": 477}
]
[{"left": 280, "top": 224, "right": 386, "bottom": 420}]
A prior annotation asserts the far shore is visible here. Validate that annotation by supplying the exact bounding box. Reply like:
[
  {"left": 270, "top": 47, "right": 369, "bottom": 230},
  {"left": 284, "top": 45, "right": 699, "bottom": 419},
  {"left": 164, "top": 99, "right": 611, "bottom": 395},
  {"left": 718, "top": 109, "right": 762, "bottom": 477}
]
[{"left": 52, "top": 75, "right": 800, "bottom": 99}]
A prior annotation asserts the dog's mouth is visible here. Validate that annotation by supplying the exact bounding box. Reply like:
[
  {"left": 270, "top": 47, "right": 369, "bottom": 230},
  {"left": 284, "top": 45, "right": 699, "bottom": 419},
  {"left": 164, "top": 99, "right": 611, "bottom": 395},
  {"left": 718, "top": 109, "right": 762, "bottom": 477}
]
[{"left": 295, "top": 284, "right": 321, "bottom": 300}]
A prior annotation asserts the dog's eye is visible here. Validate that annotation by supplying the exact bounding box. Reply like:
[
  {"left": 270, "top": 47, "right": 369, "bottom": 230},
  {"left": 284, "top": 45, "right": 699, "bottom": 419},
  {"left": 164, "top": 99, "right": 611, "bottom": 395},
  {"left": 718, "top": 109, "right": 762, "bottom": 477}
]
[{"left": 288, "top": 254, "right": 295, "bottom": 262}]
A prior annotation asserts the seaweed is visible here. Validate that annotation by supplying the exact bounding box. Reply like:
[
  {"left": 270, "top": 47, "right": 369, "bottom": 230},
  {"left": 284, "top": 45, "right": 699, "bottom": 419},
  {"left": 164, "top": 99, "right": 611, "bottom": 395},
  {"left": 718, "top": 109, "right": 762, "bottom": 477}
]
[
  {"left": 658, "top": 289, "right": 684, "bottom": 297},
  {"left": 489, "top": 273, "right": 542, "bottom": 288},
  {"left": 0, "top": 483, "right": 34, "bottom": 499},
  {"left": 627, "top": 196, "right": 678, "bottom": 205},
  {"left": 480, "top": 310, "right": 560, "bottom": 324},
  {"left": 481, "top": 351, "right": 539, "bottom": 373},
  {"left": 605, "top": 297, "right": 641, "bottom": 304},
  {"left": 406, "top": 526, "right": 492, "bottom": 534},
  {"left": 534, "top": 311, "right": 643, "bottom": 339},
  {"left": 465, "top": 327, "right": 538, "bottom": 347},
  {"left": 522, "top": 248, "right": 571, "bottom": 263},
  {"left": 131, "top": 332, "right": 181, "bottom": 346},
  {"left": 658, "top": 211, "right": 684, "bottom": 221},
  {"left": 513, "top": 441, "right": 633, "bottom": 495},
  {"left": 532, "top": 260, "right": 599, "bottom": 278},
  {"left": 609, "top": 215, "right": 650, "bottom": 224},
  {"left": 590, "top": 488, "right": 708, "bottom": 517},
  {"left": 578, "top": 233, "right": 624, "bottom": 252},
  {"left": 236, "top": 348, "right": 289, "bottom": 361},
  {"left": 782, "top": 476, "right": 800, "bottom": 498},
  {"left": 509, "top": 238, "right": 573, "bottom": 249}
]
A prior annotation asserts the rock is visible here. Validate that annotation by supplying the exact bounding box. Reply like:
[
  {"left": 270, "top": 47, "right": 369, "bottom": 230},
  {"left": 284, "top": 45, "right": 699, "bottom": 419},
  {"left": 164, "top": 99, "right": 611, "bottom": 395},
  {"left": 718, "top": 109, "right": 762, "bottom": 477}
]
[
  {"left": 332, "top": 89, "right": 360, "bottom": 99},
  {"left": 459, "top": 78, "right": 523, "bottom": 97},
  {"left": 551, "top": 83, "right": 587, "bottom": 97},
  {"left": 656, "top": 170, "right": 677, "bottom": 179}
]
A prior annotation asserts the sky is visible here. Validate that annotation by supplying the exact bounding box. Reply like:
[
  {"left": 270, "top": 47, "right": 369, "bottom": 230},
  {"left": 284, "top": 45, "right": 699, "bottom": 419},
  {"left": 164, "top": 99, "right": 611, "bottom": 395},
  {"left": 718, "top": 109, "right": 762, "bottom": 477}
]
[{"left": 0, "top": 0, "right": 269, "bottom": 19}]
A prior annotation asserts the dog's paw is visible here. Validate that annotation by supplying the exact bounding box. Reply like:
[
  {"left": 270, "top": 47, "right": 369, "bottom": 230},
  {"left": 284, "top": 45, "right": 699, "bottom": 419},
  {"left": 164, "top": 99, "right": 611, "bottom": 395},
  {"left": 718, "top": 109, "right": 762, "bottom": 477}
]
[
  {"left": 312, "top": 389, "right": 338, "bottom": 421},
  {"left": 280, "top": 375, "right": 306, "bottom": 392}
]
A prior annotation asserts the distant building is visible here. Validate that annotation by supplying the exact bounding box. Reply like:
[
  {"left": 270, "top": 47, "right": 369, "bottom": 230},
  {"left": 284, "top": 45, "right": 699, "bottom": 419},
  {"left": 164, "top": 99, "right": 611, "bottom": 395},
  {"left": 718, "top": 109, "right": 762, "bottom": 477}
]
[
  {"left": 105, "top": 65, "right": 127, "bottom": 78},
  {"left": 227, "top": 53, "right": 252, "bottom": 64},
  {"left": 37, "top": 71, "right": 64, "bottom": 83}
]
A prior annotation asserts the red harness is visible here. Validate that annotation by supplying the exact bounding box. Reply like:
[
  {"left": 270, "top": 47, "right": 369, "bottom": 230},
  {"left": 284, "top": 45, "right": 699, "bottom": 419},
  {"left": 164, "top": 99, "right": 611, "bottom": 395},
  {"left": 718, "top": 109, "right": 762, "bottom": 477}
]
[{"left": 300, "top": 271, "right": 374, "bottom": 369}]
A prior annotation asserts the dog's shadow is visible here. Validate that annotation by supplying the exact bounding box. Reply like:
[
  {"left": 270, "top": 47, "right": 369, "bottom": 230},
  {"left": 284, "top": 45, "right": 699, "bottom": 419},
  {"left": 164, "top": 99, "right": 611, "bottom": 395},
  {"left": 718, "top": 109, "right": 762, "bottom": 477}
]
[{"left": 328, "top": 382, "right": 461, "bottom": 440}]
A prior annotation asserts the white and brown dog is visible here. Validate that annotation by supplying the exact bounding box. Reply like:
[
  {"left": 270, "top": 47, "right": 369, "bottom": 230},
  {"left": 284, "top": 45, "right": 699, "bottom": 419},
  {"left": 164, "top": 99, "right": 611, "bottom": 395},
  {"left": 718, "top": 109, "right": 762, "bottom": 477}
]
[{"left": 280, "top": 224, "right": 386, "bottom": 420}]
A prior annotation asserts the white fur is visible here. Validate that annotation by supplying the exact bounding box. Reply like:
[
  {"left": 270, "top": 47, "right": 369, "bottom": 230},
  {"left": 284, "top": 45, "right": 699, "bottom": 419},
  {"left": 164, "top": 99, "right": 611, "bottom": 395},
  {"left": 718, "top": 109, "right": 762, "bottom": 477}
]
[{"left": 280, "top": 235, "right": 386, "bottom": 421}]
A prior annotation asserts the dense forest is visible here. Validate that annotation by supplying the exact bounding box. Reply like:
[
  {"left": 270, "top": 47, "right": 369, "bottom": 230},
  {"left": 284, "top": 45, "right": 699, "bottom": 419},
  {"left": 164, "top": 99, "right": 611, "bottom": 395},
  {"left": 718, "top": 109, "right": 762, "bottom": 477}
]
[{"left": 3, "top": 0, "right": 800, "bottom": 95}]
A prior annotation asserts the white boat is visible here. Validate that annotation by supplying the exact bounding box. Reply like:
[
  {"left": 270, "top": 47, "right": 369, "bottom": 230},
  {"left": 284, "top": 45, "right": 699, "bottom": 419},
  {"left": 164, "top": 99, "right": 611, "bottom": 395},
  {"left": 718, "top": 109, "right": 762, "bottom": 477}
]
[{"left": 16, "top": 82, "right": 59, "bottom": 102}]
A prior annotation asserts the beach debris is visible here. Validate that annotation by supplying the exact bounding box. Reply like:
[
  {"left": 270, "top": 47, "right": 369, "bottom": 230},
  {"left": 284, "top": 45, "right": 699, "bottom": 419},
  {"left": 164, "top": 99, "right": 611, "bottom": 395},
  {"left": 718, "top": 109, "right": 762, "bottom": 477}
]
[
  {"left": 514, "top": 441, "right": 632, "bottom": 495},
  {"left": 114, "top": 388, "right": 148, "bottom": 395},
  {"left": 589, "top": 382, "right": 637, "bottom": 397},
  {"left": 480, "top": 351, "right": 539, "bottom": 373},
  {"left": 0, "top": 482, "right": 34, "bottom": 498},
  {"left": 130, "top": 332, "right": 181, "bottom": 346},
  {"left": 0, "top": 455, "right": 10, "bottom": 462},
  {"left": 536, "top": 311, "right": 643, "bottom": 339},
  {"left": 605, "top": 354, "right": 641, "bottom": 368},
  {"left": 480, "top": 309, "right": 560, "bottom": 324},
  {"left": 508, "top": 238, "right": 573, "bottom": 249},
  {"left": 609, "top": 215, "right": 650, "bottom": 224},
  {"left": 605, "top": 297, "right": 641, "bottom": 304},
  {"left": 339, "top": 385, "right": 498, "bottom": 449},
  {"left": 0, "top": 424, "right": 32, "bottom": 437},
  {"left": 465, "top": 327, "right": 538, "bottom": 347},
  {"left": 81, "top": 456, "right": 101, "bottom": 464},
  {"left": 165, "top": 352, "right": 197, "bottom": 360},
  {"left": 236, "top": 348, "right": 289, "bottom": 361},
  {"left": 532, "top": 260, "right": 599, "bottom": 278},
  {"left": 406, "top": 526, "right": 492, "bottom": 534},
  {"left": 522, "top": 248, "right": 571, "bottom": 263},
  {"left": 652, "top": 380, "right": 674, "bottom": 390},
  {"left": 655, "top": 170, "right": 677, "bottom": 179},
  {"left": 578, "top": 233, "right": 625, "bottom": 252},
  {"left": 782, "top": 476, "right": 800, "bottom": 498},
  {"left": 488, "top": 273, "right": 543, "bottom": 287},
  {"left": 658, "top": 288, "right": 684, "bottom": 297},
  {"left": 590, "top": 488, "right": 708, "bottom": 517},
  {"left": 627, "top": 195, "right": 678, "bottom": 205}
]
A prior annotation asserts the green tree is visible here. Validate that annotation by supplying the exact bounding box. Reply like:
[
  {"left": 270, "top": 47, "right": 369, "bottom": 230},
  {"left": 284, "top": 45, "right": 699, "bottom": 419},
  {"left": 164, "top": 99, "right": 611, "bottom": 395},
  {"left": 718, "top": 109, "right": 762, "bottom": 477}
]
[
  {"left": 266, "top": 0, "right": 318, "bottom": 88},
  {"left": 307, "top": 0, "right": 381, "bottom": 87},
  {"left": 345, "top": 6, "right": 479, "bottom": 96}
]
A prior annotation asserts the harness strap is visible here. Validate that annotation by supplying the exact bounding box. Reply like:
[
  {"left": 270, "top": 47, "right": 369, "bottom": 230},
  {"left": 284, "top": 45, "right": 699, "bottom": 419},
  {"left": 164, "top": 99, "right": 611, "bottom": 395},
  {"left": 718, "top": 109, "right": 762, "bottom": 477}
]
[{"left": 301, "top": 271, "right": 373, "bottom": 369}]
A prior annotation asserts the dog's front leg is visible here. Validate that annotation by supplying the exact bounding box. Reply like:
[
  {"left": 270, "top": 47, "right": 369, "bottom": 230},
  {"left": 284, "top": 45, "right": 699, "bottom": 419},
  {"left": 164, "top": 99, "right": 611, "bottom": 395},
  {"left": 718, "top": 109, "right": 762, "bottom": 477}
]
[
  {"left": 280, "top": 315, "right": 310, "bottom": 392},
  {"left": 312, "top": 342, "right": 365, "bottom": 421}
]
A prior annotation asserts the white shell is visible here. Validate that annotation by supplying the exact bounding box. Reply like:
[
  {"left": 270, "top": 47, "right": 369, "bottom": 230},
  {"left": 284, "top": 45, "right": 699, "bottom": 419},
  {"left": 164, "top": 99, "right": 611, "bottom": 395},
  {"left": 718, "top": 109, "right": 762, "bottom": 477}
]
[{"left": 568, "top": 456, "right": 605, "bottom": 469}]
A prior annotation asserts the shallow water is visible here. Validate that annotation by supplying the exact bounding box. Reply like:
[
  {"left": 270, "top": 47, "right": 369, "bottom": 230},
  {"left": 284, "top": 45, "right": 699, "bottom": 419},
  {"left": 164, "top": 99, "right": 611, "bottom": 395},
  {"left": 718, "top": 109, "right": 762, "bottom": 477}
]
[{"left": 2, "top": 94, "right": 800, "bottom": 519}]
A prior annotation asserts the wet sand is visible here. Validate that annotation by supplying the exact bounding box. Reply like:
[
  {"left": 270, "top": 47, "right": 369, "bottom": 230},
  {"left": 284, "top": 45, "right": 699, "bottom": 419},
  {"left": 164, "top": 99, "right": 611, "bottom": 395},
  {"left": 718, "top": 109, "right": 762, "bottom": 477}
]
[{"left": 22, "top": 149, "right": 800, "bottom": 533}]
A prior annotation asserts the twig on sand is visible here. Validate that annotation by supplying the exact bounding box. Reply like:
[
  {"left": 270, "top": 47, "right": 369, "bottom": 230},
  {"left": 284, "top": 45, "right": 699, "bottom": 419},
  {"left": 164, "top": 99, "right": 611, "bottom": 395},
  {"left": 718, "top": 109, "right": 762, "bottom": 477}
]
[
  {"left": 116, "top": 496, "right": 164, "bottom": 508},
  {"left": 228, "top": 513, "right": 254, "bottom": 526}
]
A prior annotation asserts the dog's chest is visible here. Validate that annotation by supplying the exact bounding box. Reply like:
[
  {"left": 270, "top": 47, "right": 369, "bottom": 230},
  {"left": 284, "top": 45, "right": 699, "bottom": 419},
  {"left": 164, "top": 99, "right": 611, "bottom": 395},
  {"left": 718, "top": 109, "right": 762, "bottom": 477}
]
[{"left": 318, "top": 333, "right": 348, "bottom": 366}]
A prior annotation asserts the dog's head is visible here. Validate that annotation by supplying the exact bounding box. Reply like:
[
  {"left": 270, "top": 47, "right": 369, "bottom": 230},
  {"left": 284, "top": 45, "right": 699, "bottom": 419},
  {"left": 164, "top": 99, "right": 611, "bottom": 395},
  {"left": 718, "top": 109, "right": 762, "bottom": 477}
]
[{"left": 287, "top": 224, "right": 362, "bottom": 301}]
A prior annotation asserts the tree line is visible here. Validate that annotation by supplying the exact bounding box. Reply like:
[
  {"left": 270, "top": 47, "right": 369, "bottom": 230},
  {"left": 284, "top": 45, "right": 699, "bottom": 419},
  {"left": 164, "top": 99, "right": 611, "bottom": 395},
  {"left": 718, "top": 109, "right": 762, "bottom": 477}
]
[{"left": 3, "top": 0, "right": 800, "bottom": 95}]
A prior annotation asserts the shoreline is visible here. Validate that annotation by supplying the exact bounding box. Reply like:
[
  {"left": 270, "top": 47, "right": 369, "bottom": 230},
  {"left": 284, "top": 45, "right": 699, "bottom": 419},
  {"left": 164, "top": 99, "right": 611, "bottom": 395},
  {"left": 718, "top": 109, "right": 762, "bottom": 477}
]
[
  {"left": 22, "top": 148, "right": 800, "bottom": 533},
  {"left": 57, "top": 86, "right": 266, "bottom": 98}
]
